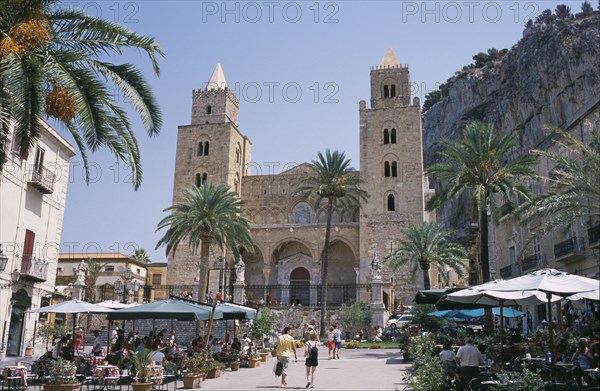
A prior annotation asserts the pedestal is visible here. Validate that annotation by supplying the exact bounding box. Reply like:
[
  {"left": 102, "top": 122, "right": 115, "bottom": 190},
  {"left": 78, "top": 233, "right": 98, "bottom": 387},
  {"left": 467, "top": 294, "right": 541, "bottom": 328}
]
[
  {"left": 72, "top": 283, "right": 85, "bottom": 301},
  {"left": 370, "top": 278, "right": 386, "bottom": 329},
  {"left": 233, "top": 281, "right": 245, "bottom": 304}
]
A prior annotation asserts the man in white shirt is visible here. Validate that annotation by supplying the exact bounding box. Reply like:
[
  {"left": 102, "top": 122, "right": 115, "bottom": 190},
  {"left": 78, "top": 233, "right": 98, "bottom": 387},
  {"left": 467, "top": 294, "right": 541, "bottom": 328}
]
[
  {"left": 92, "top": 330, "right": 103, "bottom": 356},
  {"left": 150, "top": 343, "right": 165, "bottom": 363},
  {"left": 455, "top": 337, "right": 483, "bottom": 391}
]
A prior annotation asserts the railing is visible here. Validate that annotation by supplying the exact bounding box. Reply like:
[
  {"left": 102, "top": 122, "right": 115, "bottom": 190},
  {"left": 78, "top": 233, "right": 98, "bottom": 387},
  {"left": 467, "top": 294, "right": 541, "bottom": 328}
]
[
  {"left": 245, "top": 284, "right": 371, "bottom": 307},
  {"left": 521, "top": 254, "right": 539, "bottom": 271},
  {"left": 588, "top": 224, "right": 600, "bottom": 245},
  {"left": 28, "top": 165, "right": 55, "bottom": 194},
  {"left": 554, "top": 237, "right": 583, "bottom": 259},
  {"left": 19, "top": 255, "right": 49, "bottom": 281}
]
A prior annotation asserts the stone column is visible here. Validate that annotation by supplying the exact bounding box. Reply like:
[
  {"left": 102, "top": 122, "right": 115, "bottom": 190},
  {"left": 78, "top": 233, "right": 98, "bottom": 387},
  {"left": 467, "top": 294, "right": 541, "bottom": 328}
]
[
  {"left": 72, "top": 282, "right": 85, "bottom": 301},
  {"left": 233, "top": 281, "right": 245, "bottom": 304},
  {"left": 370, "top": 278, "right": 386, "bottom": 329}
]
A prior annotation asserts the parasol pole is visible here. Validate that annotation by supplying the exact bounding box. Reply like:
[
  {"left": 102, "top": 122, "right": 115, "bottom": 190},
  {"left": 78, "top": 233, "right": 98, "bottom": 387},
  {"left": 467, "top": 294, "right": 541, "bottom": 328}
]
[
  {"left": 546, "top": 292, "right": 554, "bottom": 357},
  {"left": 204, "top": 309, "right": 215, "bottom": 349},
  {"left": 72, "top": 313, "right": 77, "bottom": 358},
  {"left": 499, "top": 300, "right": 504, "bottom": 366}
]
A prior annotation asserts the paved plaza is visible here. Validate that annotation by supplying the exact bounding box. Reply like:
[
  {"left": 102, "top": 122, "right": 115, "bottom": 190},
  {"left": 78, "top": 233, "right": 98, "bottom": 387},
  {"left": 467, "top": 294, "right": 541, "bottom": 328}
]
[{"left": 197, "top": 348, "right": 409, "bottom": 391}]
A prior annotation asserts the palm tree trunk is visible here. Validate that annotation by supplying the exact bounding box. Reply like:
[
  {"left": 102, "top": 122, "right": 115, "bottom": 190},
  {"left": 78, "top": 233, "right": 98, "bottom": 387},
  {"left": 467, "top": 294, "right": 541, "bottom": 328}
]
[
  {"left": 421, "top": 264, "right": 431, "bottom": 290},
  {"left": 479, "top": 207, "right": 490, "bottom": 283},
  {"left": 198, "top": 234, "right": 212, "bottom": 303},
  {"left": 319, "top": 200, "right": 334, "bottom": 338}
]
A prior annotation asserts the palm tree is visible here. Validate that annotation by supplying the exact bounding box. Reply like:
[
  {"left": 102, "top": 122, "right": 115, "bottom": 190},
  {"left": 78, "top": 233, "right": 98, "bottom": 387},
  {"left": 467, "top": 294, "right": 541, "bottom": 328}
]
[
  {"left": 384, "top": 221, "right": 467, "bottom": 290},
  {"left": 155, "top": 182, "right": 254, "bottom": 304},
  {"left": 517, "top": 125, "right": 600, "bottom": 236},
  {"left": 0, "top": 0, "right": 163, "bottom": 189},
  {"left": 133, "top": 248, "right": 151, "bottom": 263},
  {"left": 425, "top": 121, "right": 537, "bottom": 283},
  {"left": 296, "top": 149, "right": 369, "bottom": 337}
]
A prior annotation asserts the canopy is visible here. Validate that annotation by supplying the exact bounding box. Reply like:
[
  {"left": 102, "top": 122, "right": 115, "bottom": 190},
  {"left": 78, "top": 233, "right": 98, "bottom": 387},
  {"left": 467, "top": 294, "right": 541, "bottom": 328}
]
[
  {"left": 476, "top": 269, "right": 599, "bottom": 295},
  {"left": 213, "top": 302, "right": 258, "bottom": 320},
  {"left": 428, "top": 308, "right": 524, "bottom": 320},
  {"left": 566, "top": 289, "right": 600, "bottom": 301},
  {"left": 29, "top": 299, "right": 114, "bottom": 314},
  {"left": 106, "top": 298, "right": 213, "bottom": 321},
  {"left": 96, "top": 300, "right": 140, "bottom": 309},
  {"left": 414, "top": 288, "right": 465, "bottom": 304},
  {"left": 437, "top": 287, "right": 562, "bottom": 309}
]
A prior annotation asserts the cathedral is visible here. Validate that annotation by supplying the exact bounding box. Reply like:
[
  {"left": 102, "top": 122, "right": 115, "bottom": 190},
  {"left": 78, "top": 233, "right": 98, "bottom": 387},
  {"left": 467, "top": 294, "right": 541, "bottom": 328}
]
[{"left": 167, "top": 49, "right": 434, "bottom": 308}]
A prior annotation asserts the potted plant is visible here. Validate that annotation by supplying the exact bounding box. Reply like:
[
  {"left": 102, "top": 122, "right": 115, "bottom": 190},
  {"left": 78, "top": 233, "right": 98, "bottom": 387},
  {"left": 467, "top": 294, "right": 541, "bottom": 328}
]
[
  {"left": 259, "top": 348, "right": 270, "bottom": 362},
  {"left": 249, "top": 308, "right": 274, "bottom": 353},
  {"left": 248, "top": 353, "right": 261, "bottom": 368},
  {"left": 43, "top": 358, "right": 79, "bottom": 391},
  {"left": 229, "top": 351, "right": 241, "bottom": 372},
  {"left": 181, "top": 351, "right": 209, "bottom": 388},
  {"left": 126, "top": 347, "right": 154, "bottom": 391},
  {"left": 205, "top": 360, "right": 224, "bottom": 379}
]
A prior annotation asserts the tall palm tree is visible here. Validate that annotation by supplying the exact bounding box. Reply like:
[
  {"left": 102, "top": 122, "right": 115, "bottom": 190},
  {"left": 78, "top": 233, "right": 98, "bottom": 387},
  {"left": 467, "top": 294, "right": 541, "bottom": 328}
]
[
  {"left": 425, "top": 121, "right": 537, "bottom": 283},
  {"left": 155, "top": 182, "right": 254, "bottom": 304},
  {"left": 133, "top": 248, "right": 151, "bottom": 263},
  {"left": 296, "top": 149, "right": 369, "bottom": 337},
  {"left": 384, "top": 221, "right": 467, "bottom": 290},
  {"left": 517, "top": 125, "right": 600, "bottom": 236},
  {"left": 0, "top": 0, "right": 163, "bottom": 189}
]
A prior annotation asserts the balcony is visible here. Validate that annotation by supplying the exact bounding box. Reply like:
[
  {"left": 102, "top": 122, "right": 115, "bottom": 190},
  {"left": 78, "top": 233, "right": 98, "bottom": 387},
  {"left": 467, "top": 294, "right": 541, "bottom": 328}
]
[
  {"left": 554, "top": 237, "right": 585, "bottom": 263},
  {"left": 19, "top": 255, "right": 49, "bottom": 282},
  {"left": 28, "top": 166, "right": 55, "bottom": 194},
  {"left": 522, "top": 254, "right": 539, "bottom": 272},
  {"left": 500, "top": 264, "right": 516, "bottom": 279},
  {"left": 588, "top": 224, "right": 600, "bottom": 247}
]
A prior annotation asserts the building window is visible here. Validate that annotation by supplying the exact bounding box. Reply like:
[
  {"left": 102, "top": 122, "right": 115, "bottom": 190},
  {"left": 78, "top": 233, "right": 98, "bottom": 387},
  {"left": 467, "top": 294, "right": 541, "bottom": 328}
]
[
  {"left": 34, "top": 147, "right": 45, "bottom": 173},
  {"left": 202, "top": 173, "right": 208, "bottom": 184},
  {"left": 293, "top": 203, "right": 311, "bottom": 224},
  {"left": 203, "top": 142, "right": 209, "bottom": 156},
  {"left": 509, "top": 245, "right": 516, "bottom": 264},
  {"left": 152, "top": 274, "right": 162, "bottom": 285},
  {"left": 195, "top": 173, "right": 201, "bottom": 187},
  {"left": 384, "top": 161, "right": 397, "bottom": 177},
  {"left": 104, "top": 265, "right": 115, "bottom": 272},
  {"left": 390, "top": 84, "right": 396, "bottom": 97},
  {"left": 391, "top": 161, "right": 398, "bottom": 177},
  {"left": 136, "top": 268, "right": 140, "bottom": 274},
  {"left": 198, "top": 142, "right": 204, "bottom": 156},
  {"left": 390, "top": 128, "right": 397, "bottom": 144},
  {"left": 206, "top": 105, "right": 212, "bottom": 114},
  {"left": 387, "top": 194, "right": 395, "bottom": 211},
  {"left": 236, "top": 148, "right": 240, "bottom": 163},
  {"left": 384, "top": 85, "right": 390, "bottom": 98},
  {"left": 383, "top": 129, "right": 389, "bottom": 144},
  {"left": 384, "top": 161, "right": 390, "bottom": 177}
]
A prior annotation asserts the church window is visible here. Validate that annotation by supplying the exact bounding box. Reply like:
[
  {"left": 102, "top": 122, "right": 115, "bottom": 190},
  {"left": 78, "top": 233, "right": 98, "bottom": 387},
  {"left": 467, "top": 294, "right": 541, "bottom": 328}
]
[
  {"left": 236, "top": 147, "right": 240, "bottom": 163},
  {"left": 383, "top": 129, "right": 389, "bottom": 144},
  {"left": 390, "top": 128, "right": 397, "bottom": 144},
  {"left": 195, "top": 173, "right": 201, "bottom": 187},
  {"left": 204, "top": 141, "right": 210, "bottom": 156},
  {"left": 234, "top": 175, "right": 239, "bottom": 193},
  {"left": 387, "top": 194, "right": 396, "bottom": 211},
  {"left": 383, "top": 85, "right": 390, "bottom": 98},
  {"left": 390, "top": 84, "right": 396, "bottom": 97},
  {"left": 293, "top": 203, "right": 311, "bottom": 224},
  {"left": 202, "top": 173, "right": 208, "bottom": 184},
  {"left": 198, "top": 142, "right": 204, "bottom": 156},
  {"left": 384, "top": 161, "right": 390, "bottom": 178},
  {"left": 391, "top": 161, "right": 398, "bottom": 177},
  {"left": 206, "top": 105, "right": 212, "bottom": 114}
]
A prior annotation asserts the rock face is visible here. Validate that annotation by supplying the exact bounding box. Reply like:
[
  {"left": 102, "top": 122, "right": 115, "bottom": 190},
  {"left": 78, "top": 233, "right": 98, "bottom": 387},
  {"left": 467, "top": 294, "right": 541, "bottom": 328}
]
[{"left": 423, "top": 14, "right": 600, "bottom": 170}]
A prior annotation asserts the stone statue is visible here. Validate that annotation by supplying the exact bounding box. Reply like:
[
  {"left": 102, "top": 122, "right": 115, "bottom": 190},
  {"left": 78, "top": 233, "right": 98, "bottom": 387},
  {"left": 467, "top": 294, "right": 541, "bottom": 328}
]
[
  {"left": 235, "top": 257, "right": 246, "bottom": 284},
  {"left": 74, "top": 259, "right": 87, "bottom": 285},
  {"left": 371, "top": 252, "right": 382, "bottom": 281}
]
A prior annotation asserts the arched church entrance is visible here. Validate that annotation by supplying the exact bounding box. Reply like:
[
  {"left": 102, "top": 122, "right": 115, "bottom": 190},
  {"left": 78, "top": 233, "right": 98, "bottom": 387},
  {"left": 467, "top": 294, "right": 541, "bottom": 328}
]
[{"left": 290, "top": 267, "right": 310, "bottom": 306}]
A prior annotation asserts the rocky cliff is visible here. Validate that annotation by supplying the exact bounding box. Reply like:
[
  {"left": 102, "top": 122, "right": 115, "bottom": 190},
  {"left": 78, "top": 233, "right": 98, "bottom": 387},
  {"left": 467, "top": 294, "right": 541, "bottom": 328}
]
[{"left": 423, "top": 13, "right": 600, "bottom": 169}]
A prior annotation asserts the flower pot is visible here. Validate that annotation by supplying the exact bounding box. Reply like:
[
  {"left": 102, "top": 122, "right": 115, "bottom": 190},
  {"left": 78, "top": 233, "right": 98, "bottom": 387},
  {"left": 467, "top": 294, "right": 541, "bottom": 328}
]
[
  {"left": 25, "top": 346, "right": 34, "bottom": 357},
  {"left": 206, "top": 367, "right": 221, "bottom": 379},
  {"left": 248, "top": 358, "right": 261, "bottom": 368},
  {"left": 181, "top": 374, "right": 202, "bottom": 389},
  {"left": 259, "top": 352, "right": 269, "bottom": 362},
  {"left": 44, "top": 384, "right": 81, "bottom": 391},
  {"left": 229, "top": 362, "right": 240, "bottom": 371},
  {"left": 131, "top": 383, "right": 153, "bottom": 391}
]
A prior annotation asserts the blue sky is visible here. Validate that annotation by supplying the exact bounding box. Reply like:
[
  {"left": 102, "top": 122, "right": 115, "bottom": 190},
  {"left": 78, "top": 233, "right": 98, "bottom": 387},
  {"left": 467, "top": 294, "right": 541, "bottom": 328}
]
[{"left": 59, "top": 0, "right": 583, "bottom": 262}]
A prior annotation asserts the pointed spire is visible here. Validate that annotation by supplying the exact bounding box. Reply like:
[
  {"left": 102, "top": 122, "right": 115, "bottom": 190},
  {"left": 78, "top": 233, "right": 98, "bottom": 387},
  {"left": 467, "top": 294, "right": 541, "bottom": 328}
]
[
  {"left": 206, "top": 63, "right": 228, "bottom": 90},
  {"left": 379, "top": 48, "right": 401, "bottom": 67}
]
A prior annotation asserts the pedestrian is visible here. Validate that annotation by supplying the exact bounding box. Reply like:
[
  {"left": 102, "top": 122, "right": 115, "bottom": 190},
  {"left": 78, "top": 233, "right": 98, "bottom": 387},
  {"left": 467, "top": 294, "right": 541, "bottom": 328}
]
[
  {"left": 275, "top": 326, "right": 298, "bottom": 389},
  {"left": 455, "top": 337, "right": 483, "bottom": 391},
  {"left": 216, "top": 291, "right": 222, "bottom": 303},
  {"left": 326, "top": 326, "right": 335, "bottom": 359},
  {"left": 74, "top": 328, "right": 84, "bottom": 351},
  {"left": 333, "top": 324, "right": 341, "bottom": 359},
  {"left": 304, "top": 329, "right": 319, "bottom": 388},
  {"left": 92, "top": 330, "right": 103, "bottom": 356}
]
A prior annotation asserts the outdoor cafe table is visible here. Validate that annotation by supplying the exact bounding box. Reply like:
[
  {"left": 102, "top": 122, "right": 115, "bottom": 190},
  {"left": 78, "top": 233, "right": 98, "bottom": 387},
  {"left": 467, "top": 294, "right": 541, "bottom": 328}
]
[{"left": 1, "top": 364, "right": 28, "bottom": 388}]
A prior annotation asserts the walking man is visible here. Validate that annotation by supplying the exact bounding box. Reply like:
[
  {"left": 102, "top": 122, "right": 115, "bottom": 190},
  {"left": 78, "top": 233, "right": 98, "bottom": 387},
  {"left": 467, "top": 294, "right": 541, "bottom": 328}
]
[
  {"left": 455, "top": 337, "right": 483, "bottom": 391},
  {"left": 276, "top": 326, "right": 298, "bottom": 389},
  {"left": 333, "top": 325, "right": 341, "bottom": 359}
]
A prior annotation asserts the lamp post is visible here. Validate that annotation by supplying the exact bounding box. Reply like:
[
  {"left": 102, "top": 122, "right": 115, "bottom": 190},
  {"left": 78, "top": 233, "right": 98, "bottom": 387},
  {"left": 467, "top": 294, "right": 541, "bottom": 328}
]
[{"left": 114, "top": 269, "right": 140, "bottom": 304}]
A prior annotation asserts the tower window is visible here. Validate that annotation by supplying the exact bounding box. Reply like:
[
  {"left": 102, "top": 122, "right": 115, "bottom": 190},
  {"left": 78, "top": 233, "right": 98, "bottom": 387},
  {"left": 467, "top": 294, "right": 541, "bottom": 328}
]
[
  {"left": 236, "top": 148, "right": 240, "bottom": 163},
  {"left": 206, "top": 105, "right": 212, "bottom": 114},
  {"left": 387, "top": 194, "right": 396, "bottom": 211},
  {"left": 390, "top": 128, "right": 397, "bottom": 144},
  {"left": 384, "top": 161, "right": 391, "bottom": 178},
  {"left": 383, "top": 129, "right": 389, "bottom": 144},
  {"left": 391, "top": 161, "right": 398, "bottom": 177},
  {"left": 390, "top": 84, "right": 396, "bottom": 97},
  {"left": 198, "top": 142, "right": 204, "bottom": 156},
  {"left": 202, "top": 173, "right": 208, "bottom": 184},
  {"left": 204, "top": 141, "right": 210, "bottom": 156},
  {"left": 383, "top": 85, "right": 390, "bottom": 98},
  {"left": 195, "top": 173, "right": 201, "bottom": 187}
]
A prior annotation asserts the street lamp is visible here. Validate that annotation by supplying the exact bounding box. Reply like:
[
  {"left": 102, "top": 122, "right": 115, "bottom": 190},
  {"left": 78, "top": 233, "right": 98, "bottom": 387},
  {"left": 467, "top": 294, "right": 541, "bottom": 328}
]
[
  {"left": 114, "top": 269, "right": 141, "bottom": 303},
  {"left": 0, "top": 244, "right": 8, "bottom": 273}
]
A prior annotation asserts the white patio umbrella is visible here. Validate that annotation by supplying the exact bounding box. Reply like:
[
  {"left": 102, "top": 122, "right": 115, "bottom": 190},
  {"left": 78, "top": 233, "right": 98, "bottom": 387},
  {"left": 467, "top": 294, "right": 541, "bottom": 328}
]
[
  {"left": 96, "top": 300, "right": 140, "bottom": 309},
  {"left": 566, "top": 289, "right": 600, "bottom": 301}
]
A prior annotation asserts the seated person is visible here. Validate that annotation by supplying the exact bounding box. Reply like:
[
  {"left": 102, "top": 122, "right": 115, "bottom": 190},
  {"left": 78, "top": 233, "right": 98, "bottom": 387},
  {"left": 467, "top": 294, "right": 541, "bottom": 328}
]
[
  {"left": 105, "top": 347, "right": 121, "bottom": 366},
  {"left": 211, "top": 338, "right": 222, "bottom": 354},
  {"left": 150, "top": 342, "right": 165, "bottom": 363},
  {"left": 439, "top": 341, "right": 459, "bottom": 377},
  {"left": 230, "top": 337, "right": 242, "bottom": 352},
  {"left": 572, "top": 341, "right": 595, "bottom": 386}
]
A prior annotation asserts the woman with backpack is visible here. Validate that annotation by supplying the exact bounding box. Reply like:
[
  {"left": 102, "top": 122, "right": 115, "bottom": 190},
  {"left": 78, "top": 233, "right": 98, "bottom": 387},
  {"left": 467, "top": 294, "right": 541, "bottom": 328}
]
[{"left": 304, "top": 329, "right": 319, "bottom": 389}]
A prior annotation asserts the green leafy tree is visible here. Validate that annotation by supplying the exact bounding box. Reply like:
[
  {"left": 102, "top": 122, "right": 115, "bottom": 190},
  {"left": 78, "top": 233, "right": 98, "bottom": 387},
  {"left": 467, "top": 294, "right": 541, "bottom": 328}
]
[
  {"left": 296, "top": 149, "right": 369, "bottom": 337},
  {"left": 133, "top": 248, "right": 151, "bottom": 263},
  {"left": 555, "top": 4, "right": 573, "bottom": 19},
  {"left": 339, "top": 301, "right": 371, "bottom": 339},
  {"left": 581, "top": 0, "right": 594, "bottom": 15},
  {"left": 156, "top": 182, "right": 253, "bottom": 304},
  {"left": 384, "top": 221, "right": 467, "bottom": 290},
  {"left": 425, "top": 121, "right": 537, "bottom": 283},
  {"left": 85, "top": 258, "right": 108, "bottom": 303},
  {"left": 0, "top": 0, "right": 163, "bottom": 189},
  {"left": 249, "top": 308, "right": 275, "bottom": 351},
  {"left": 517, "top": 126, "right": 600, "bottom": 236}
]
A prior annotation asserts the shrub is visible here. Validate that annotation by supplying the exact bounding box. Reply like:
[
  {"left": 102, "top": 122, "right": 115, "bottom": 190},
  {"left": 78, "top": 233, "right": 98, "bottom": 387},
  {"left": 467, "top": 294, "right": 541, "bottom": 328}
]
[
  {"left": 404, "top": 355, "right": 446, "bottom": 391},
  {"left": 344, "top": 341, "right": 358, "bottom": 349}
]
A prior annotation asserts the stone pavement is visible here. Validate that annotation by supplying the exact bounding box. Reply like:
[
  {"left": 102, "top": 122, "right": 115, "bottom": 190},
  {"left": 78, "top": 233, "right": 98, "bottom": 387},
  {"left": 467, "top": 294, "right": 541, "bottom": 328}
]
[{"left": 198, "top": 348, "right": 410, "bottom": 391}]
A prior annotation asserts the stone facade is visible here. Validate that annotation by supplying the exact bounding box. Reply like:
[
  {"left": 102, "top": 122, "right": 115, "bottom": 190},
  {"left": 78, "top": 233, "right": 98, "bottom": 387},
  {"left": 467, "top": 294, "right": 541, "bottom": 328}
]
[{"left": 168, "top": 52, "right": 436, "bottom": 308}]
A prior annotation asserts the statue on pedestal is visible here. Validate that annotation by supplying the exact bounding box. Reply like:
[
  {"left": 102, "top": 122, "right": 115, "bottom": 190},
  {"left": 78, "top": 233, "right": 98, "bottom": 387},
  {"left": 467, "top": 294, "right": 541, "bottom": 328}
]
[
  {"left": 74, "top": 259, "right": 87, "bottom": 285},
  {"left": 235, "top": 257, "right": 246, "bottom": 284},
  {"left": 370, "top": 252, "right": 382, "bottom": 281}
]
